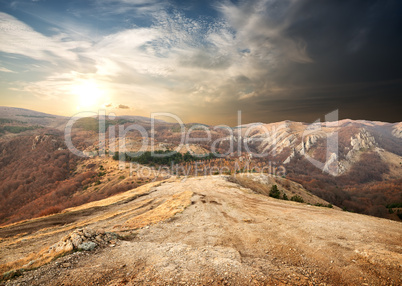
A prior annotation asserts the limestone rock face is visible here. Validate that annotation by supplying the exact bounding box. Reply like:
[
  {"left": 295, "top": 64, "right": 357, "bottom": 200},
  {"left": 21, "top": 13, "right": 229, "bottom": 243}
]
[
  {"left": 350, "top": 128, "right": 376, "bottom": 151},
  {"left": 392, "top": 124, "right": 402, "bottom": 138},
  {"left": 304, "top": 133, "right": 325, "bottom": 151}
]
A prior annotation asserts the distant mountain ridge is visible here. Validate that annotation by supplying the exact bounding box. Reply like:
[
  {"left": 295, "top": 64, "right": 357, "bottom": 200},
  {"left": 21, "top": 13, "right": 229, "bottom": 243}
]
[
  {"left": 232, "top": 119, "right": 401, "bottom": 175},
  {"left": 0, "top": 107, "right": 166, "bottom": 130},
  {"left": 0, "top": 106, "right": 67, "bottom": 130},
  {"left": 1, "top": 106, "right": 401, "bottom": 178},
  {"left": 0, "top": 107, "right": 401, "bottom": 222}
]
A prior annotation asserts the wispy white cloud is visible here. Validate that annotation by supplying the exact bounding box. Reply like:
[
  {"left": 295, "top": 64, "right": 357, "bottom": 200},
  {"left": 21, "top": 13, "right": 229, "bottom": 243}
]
[
  {"left": 16, "top": 72, "right": 83, "bottom": 100},
  {"left": 3, "top": 0, "right": 315, "bottom": 120},
  {"left": 93, "top": 0, "right": 167, "bottom": 16},
  {"left": 0, "top": 66, "right": 16, "bottom": 73},
  {"left": 0, "top": 12, "right": 90, "bottom": 62}
]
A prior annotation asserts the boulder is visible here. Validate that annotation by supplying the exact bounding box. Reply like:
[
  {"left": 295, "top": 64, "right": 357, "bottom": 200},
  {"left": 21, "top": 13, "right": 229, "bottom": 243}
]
[
  {"left": 78, "top": 241, "right": 97, "bottom": 251},
  {"left": 83, "top": 228, "right": 96, "bottom": 238},
  {"left": 70, "top": 233, "right": 83, "bottom": 248}
]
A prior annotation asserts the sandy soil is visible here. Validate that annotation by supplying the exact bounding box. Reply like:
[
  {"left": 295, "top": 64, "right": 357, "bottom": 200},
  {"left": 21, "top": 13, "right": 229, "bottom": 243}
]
[{"left": 1, "top": 175, "right": 401, "bottom": 285}]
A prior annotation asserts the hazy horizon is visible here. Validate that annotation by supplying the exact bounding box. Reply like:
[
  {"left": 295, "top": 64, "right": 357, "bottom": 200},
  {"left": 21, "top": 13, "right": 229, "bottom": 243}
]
[{"left": 2, "top": 105, "right": 402, "bottom": 127}]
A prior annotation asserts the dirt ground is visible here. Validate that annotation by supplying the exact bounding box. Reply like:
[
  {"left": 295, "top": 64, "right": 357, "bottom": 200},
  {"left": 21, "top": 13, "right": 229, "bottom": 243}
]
[{"left": 1, "top": 175, "right": 401, "bottom": 285}]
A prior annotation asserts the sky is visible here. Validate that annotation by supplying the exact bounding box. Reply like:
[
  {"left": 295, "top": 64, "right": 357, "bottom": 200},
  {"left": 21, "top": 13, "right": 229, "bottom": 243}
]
[{"left": 0, "top": 0, "right": 401, "bottom": 125}]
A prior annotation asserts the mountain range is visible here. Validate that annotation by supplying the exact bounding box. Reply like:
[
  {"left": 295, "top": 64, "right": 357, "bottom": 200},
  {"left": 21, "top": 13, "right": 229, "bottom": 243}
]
[{"left": 0, "top": 106, "right": 401, "bottom": 284}]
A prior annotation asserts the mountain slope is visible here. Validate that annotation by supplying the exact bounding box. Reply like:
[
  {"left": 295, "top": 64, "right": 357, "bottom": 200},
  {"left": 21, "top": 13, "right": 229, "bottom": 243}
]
[
  {"left": 1, "top": 176, "right": 401, "bottom": 285},
  {"left": 0, "top": 106, "right": 68, "bottom": 130},
  {"left": 236, "top": 119, "right": 402, "bottom": 176},
  {"left": 0, "top": 107, "right": 400, "bottom": 224}
]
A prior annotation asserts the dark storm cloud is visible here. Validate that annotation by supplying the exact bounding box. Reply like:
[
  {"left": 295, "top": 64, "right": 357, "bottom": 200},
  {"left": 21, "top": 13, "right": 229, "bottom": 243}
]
[
  {"left": 282, "top": 0, "right": 402, "bottom": 83},
  {"left": 245, "top": 0, "right": 402, "bottom": 123}
]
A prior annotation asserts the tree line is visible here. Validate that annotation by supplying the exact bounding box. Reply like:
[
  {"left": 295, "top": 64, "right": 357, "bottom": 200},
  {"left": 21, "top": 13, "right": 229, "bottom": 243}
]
[{"left": 112, "top": 150, "right": 217, "bottom": 165}]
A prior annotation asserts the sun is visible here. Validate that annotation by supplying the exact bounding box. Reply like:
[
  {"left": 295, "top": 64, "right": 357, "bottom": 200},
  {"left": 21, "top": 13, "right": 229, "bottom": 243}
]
[{"left": 71, "top": 80, "right": 105, "bottom": 109}]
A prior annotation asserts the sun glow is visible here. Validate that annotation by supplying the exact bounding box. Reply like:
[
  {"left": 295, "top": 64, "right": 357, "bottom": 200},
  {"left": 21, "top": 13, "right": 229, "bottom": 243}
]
[{"left": 71, "top": 80, "right": 105, "bottom": 109}]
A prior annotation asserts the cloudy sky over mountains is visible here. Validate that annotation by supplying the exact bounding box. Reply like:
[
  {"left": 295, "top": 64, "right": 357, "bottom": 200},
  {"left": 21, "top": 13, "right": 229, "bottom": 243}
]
[{"left": 0, "top": 0, "right": 401, "bottom": 124}]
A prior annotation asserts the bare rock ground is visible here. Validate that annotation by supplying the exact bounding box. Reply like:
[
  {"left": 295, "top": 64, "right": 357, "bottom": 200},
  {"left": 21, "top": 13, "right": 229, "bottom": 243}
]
[{"left": 1, "top": 175, "right": 401, "bottom": 285}]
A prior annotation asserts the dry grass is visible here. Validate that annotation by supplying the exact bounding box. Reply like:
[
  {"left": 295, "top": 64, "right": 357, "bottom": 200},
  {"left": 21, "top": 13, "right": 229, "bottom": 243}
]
[
  {"left": 1, "top": 185, "right": 193, "bottom": 278},
  {"left": 228, "top": 175, "right": 272, "bottom": 196},
  {"left": 123, "top": 191, "right": 193, "bottom": 229},
  {"left": 0, "top": 243, "right": 71, "bottom": 279},
  {"left": 63, "top": 181, "right": 163, "bottom": 213},
  {"left": 1, "top": 175, "right": 401, "bottom": 285},
  {"left": 228, "top": 174, "right": 340, "bottom": 208},
  {"left": 3, "top": 198, "right": 153, "bottom": 249},
  {"left": 1, "top": 175, "right": 175, "bottom": 278}
]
